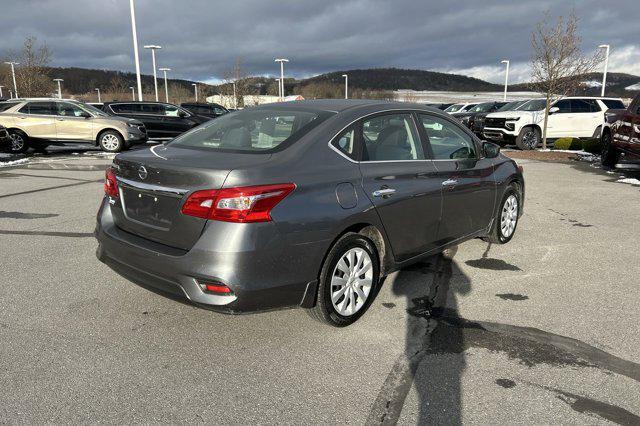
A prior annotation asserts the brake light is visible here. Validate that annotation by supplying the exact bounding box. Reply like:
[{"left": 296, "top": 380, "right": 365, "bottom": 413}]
[
  {"left": 104, "top": 167, "right": 119, "bottom": 198},
  {"left": 201, "top": 283, "right": 233, "bottom": 294},
  {"left": 181, "top": 183, "right": 296, "bottom": 223}
]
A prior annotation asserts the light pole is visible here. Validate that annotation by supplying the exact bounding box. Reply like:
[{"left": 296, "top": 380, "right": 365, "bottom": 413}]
[
  {"left": 274, "top": 58, "right": 289, "bottom": 101},
  {"left": 192, "top": 83, "right": 198, "bottom": 102},
  {"left": 232, "top": 81, "right": 237, "bottom": 109},
  {"left": 53, "top": 78, "right": 64, "bottom": 99},
  {"left": 144, "top": 45, "right": 162, "bottom": 101},
  {"left": 158, "top": 67, "right": 170, "bottom": 102},
  {"left": 274, "top": 78, "right": 281, "bottom": 99},
  {"left": 0, "top": 85, "right": 4, "bottom": 98},
  {"left": 95, "top": 88, "right": 101, "bottom": 103},
  {"left": 4, "top": 62, "right": 19, "bottom": 98},
  {"left": 501, "top": 59, "right": 510, "bottom": 101},
  {"left": 129, "top": 86, "right": 135, "bottom": 100},
  {"left": 342, "top": 74, "right": 348, "bottom": 99},
  {"left": 599, "top": 44, "right": 610, "bottom": 96},
  {"left": 129, "top": 0, "right": 143, "bottom": 101}
]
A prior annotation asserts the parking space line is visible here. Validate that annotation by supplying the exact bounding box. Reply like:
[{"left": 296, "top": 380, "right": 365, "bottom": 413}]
[{"left": 0, "top": 179, "right": 102, "bottom": 200}]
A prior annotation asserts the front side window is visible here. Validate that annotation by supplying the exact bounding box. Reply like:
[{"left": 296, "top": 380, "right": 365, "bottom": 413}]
[
  {"left": 552, "top": 99, "right": 571, "bottom": 113},
  {"left": 361, "top": 114, "right": 423, "bottom": 161},
  {"left": 56, "top": 102, "right": 86, "bottom": 117},
  {"left": 419, "top": 114, "right": 476, "bottom": 160},
  {"left": 169, "top": 109, "right": 328, "bottom": 152},
  {"left": 19, "top": 102, "right": 55, "bottom": 115},
  {"left": 110, "top": 103, "right": 140, "bottom": 114}
]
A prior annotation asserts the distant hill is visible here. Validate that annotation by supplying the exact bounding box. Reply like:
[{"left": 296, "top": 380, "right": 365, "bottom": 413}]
[
  {"left": 300, "top": 68, "right": 503, "bottom": 91},
  {"left": 511, "top": 72, "right": 640, "bottom": 97}
]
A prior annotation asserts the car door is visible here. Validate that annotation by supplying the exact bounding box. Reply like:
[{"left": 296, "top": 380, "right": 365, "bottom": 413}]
[
  {"left": 358, "top": 112, "right": 442, "bottom": 262},
  {"left": 54, "top": 101, "right": 93, "bottom": 141},
  {"left": 545, "top": 99, "right": 574, "bottom": 137},
  {"left": 570, "top": 99, "right": 601, "bottom": 137},
  {"left": 16, "top": 102, "right": 57, "bottom": 139},
  {"left": 417, "top": 113, "right": 496, "bottom": 244}
]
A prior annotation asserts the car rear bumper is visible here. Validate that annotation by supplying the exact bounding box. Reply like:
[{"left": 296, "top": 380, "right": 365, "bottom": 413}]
[{"left": 94, "top": 198, "right": 323, "bottom": 313}]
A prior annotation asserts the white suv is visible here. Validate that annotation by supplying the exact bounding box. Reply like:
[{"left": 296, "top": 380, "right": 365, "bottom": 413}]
[{"left": 482, "top": 97, "right": 625, "bottom": 149}]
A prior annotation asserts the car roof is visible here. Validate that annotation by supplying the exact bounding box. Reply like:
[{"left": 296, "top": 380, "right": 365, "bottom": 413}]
[{"left": 254, "top": 99, "right": 431, "bottom": 113}]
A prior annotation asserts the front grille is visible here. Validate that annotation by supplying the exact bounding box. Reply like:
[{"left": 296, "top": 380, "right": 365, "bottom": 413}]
[{"left": 484, "top": 117, "right": 506, "bottom": 129}]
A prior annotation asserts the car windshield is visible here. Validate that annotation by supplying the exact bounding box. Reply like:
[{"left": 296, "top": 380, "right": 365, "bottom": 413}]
[
  {"left": 169, "top": 108, "right": 331, "bottom": 152},
  {"left": 78, "top": 102, "right": 109, "bottom": 117},
  {"left": 444, "top": 104, "right": 466, "bottom": 113},
  {"left": 518, "top": 99, "right": 547, "bottom": 111},
  {"left": 468, "top": 102, "right": 495, "bottom": 112},
  {"left": 497, "top": 101, "right": 524, "bottom": 111},
  {"left": 0, "top": 101, "right": 20, "bottom": 112}
]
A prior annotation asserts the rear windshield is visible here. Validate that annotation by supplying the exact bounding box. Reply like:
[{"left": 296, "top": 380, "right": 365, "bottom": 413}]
[
  {"left": 468, "top": 102, "right": 495, "bottom": 112},
  {"left": 169, "top": 108, "right": 331, "bottom": 153},
  {"left": 444, "top": 104, "right": 465, "bottom": 113}
]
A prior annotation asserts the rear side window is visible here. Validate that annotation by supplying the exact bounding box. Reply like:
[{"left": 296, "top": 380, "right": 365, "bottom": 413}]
[
  {"left": 571, "top": 99, "right": 600, "bottom": 113},
  {"left": 601, "top": 99, "right": 625, "bottom": 110},
  {"left": 331, "top": 126, "right": 358, "bottom": 160},
  {"left": 361, "top": 113, "right": 424, "bottom": 161},
  {"left": 110, "top": 103, "right": 141, "bottom": 114},
  {"left": 19, "top": 102, "right": 55, "bottom": 115},
  {"left": 169, "top": 109, "right": 329, "bottom": 152},
  {"left": 418, "top": 114, "right": 477, "bottom": 160}
]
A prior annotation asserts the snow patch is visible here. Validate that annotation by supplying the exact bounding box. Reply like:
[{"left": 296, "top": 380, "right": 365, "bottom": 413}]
[
  {"left": 617, "top": 178, "right": 640, "bottom": 186},
  {"left": 0, "top": 158, "right": 29, "bottom": 167}
]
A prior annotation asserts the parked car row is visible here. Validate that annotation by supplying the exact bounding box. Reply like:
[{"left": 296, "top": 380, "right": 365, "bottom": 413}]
[{"left": 600, "top": 92, "right": 640, "bottom": 168}]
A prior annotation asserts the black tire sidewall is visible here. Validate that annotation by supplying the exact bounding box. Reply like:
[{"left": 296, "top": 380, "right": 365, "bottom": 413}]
[
  {"left": 601, "top": 131, "right": 617, "bottom": 167},
  {"left": 318, "top": 234, "right": 380, "bottom": 327},
  {"left": 8, "top": 130, "right": 29, "bottom": 153},
  {"left": 99, "top": 131, "right": 123, "bottom": 153},
  {"left": 496, "top": 185, "right": 520, "bottom": 243},
  {"left": 517, "top": 127, "right": 540, "bottom": 150}
]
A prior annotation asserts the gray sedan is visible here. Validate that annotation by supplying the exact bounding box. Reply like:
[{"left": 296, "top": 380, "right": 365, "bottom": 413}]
[{"left": 95, "top": 100, "right": 524, "bottom": 326}]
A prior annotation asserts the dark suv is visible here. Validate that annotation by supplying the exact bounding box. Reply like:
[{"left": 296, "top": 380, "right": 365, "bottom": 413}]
[
  {"left": 601, "top": 93, "right": 640, "bottom": 168},
  {"left": 181, "top": 102, "right": 228, "bottom": 119},
  {"left": 103, "top": 102, "right": 211, "bottom": 140}
]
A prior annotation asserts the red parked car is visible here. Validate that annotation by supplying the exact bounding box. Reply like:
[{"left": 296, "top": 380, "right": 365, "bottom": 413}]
[{"left": 601, "top": 93, "right": 640, "bottom": 168}]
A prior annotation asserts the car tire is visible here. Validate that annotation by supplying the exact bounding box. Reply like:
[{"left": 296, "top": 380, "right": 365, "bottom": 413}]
[
  {"left": 8, "top": 130, "right": 29, "bottom": 154},
  {"left": 98, "top": 130, "right": 124, "bottom": 153},
  {"left": 515, "top": 127, "right": 540, "bottom": 150},
  {"left": 483, "top": 183, "right": 521, "bottom": 244},
  {"left": 308, "top": 233, "right": 380, "bottom": 327},
  {"left": 601, "top": 130, "right": 618, "bottom": 168}
]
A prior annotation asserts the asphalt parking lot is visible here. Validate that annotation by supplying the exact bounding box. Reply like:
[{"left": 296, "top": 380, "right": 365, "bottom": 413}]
[{"left": 0, "top": 149, "right": 639, "bottom": 424}]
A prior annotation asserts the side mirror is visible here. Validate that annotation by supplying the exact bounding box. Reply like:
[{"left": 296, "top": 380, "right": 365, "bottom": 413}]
[
  {"left": 548, "top": 106, "right": 559, "bottom": 114},
  {"left": 483, "top": 141, "right": 500, "bottom": 158}
]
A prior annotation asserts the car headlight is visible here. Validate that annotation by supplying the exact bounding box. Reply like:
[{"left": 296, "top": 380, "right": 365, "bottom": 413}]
[{"left": 127, "top": 122, "right": 140, "bottom": 128}]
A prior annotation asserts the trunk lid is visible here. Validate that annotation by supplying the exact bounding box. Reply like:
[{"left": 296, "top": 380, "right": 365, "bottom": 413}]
[{"left": 110, "top": 145, "right": 271, "bottom": 250}]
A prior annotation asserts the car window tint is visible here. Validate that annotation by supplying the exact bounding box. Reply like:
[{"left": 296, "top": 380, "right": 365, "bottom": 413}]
[
  {"left": 419, "top": 114, "right": 477, "bottom": 160},
  {"left": 331, "top": 126, "right": 357, "bottom": 160},
  {"left": 553, "top": 99, "right": 571, "bottom": 113},
  {"left": 110, "top": 104, "right": 138, "bottom": 113},
  {"left": 361, "top": 114, "right": 423, "bottom": 161},
  {"left": 601, "top": 99, "right": 625, "bottom": 110},
  {"left": 214, "top": 107, "right": 226, "bottom": 115},
  {"left": 56, "top": 102, "right": 86, "bottom": 117},
  {"left": 570, "top": 99, "right": 592, "bottom": 113},
  {"left": 19, "top": 102, "right": 54, "bottom": 115}
]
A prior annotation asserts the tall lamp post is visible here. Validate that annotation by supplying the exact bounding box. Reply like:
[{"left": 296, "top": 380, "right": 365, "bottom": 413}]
[
  {"left": 144, "top": 45, "right": 162, "bottom": 101},
  {"left": 129, "top": 86, "right": 135, "bottom": 101},
  {"left": 192, "top": 83, "right": 198, "bottom": 102},
  {"left": 274, "top": 58, "right": 289, "bottom": 101},
  {"left": 501, "top": 59, "right": 510, "bottom": 101},
  {"left": 53, "top": 78, "right": 64, "bottom": 99},
  {"left": 274, "top": 78, "right": 281, "bottom": 99},
  {"left": 4, "top": 61, "right": 19, "bottom": 98},
  {"left": 158, "top": 67, "right": 171, "bottom": 102},
  {"left": 598, "top": 44, "right": 610, "bottom": 96},
  {"left": 95, "top": 88, "right": 101, "bottom": 103},
  {"left": 129, "top": 0, "right": 143, "bottom": 101},
  {"left": 342, "top": 74, "right": 348, "bottom": 99},
  {"left": 232, "top": 81, "right": 237, "bottom": 109},
  {"left": 0, "top": 85, "right": 4, "bottom": 98}
]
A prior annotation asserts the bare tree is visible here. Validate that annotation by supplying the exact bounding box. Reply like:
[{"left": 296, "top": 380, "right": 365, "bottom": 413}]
[
  {"left": 4, "top": 36, "right": 53, "bottom": 97},
  {"left": 222, "top": 58, "right": 249, "bottom": 107},
  {"left": 530, "top": 11, "right": 602, "bottom": 149}
]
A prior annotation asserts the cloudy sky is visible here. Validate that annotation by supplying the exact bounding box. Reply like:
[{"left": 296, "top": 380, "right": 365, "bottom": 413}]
[{"left": 1, "top": 0, "right": 638, "bottom": 84}]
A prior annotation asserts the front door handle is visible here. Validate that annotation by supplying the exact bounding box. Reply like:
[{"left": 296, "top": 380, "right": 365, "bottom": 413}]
[
  {"left": 372, "top": 188, "right": 396, "bottom": 197},
  {"left": 442, "top": 179, "right": 458, "bottom": 187}
]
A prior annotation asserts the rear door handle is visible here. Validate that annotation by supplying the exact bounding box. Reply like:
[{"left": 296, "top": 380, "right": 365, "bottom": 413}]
[
  {"left": 442, "top": 179, "right": 458, "bottom": 187},
  {"left": 372, "top": 188, "right": 396, "bottom": 197}
]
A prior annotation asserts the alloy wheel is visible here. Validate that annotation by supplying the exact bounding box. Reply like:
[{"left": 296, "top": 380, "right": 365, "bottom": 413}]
[
  {"left": 500, "top": 195, "right": 518, "bottom": 238},
  {"left": 522, "top": 130, "right": 538, "bottom": 149},
  {"left": 10, "top": 133, "right": 25, "bottom": 152},
  {"left": 330, "top": 247, "right": 373, "bottom": 316},
  {"left": 101, "top": 134, "right": 120, "bottom": 151}
]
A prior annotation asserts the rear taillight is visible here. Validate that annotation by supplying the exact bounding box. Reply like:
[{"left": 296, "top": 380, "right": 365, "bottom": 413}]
[
  {"left": 181, "top": 183, "right": 296, "bottom": 223},
  {"left": 200, "top": 282, "right": 233, "bottom": 294},
  {"left": 104, "top": 167, "right": 118, "bottom": 198}
]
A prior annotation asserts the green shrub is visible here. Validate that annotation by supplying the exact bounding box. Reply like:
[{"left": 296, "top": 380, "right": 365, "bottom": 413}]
[
  {"left": 581, "top": 138, "right": 601, "bottom": 154},
  {"left": 553, "top": 138, "right": 582, "bottom": 150}
]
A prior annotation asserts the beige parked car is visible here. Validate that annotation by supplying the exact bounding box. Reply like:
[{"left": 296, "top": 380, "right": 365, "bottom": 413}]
[{"left": 0, "top": 98, "right": 147, "bottom": 153}]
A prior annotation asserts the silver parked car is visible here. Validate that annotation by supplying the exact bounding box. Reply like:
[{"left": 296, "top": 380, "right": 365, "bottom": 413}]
[{"left": 95, "top": 100, "right": 524, "bottom": 326}]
